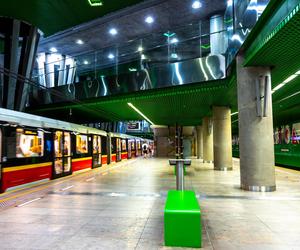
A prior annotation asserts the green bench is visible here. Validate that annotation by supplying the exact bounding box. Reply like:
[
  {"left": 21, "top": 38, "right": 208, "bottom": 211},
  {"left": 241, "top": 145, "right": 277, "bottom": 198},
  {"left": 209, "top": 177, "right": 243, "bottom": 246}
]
[{"left": 164, "top": 190, "right": 202, "bottom": 248}]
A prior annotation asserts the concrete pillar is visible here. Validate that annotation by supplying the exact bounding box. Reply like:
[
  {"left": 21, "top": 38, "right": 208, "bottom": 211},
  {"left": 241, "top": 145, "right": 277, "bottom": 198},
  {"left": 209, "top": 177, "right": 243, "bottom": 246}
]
[
  {"left": 213, "top": 106, "right": 233, "bottom": 170},
  {"left": 237, "top": 54, "right": 276, "bottom": 192},
  {"left": 202, "top": 117, "right": 213, "bottom": 162},
  {"left": 196, "top": 126, "right": 203, "bottom": 159}
]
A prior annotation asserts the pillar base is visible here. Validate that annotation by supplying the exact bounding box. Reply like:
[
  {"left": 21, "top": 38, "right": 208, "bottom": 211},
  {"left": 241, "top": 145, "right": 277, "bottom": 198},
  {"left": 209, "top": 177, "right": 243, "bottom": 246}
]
[
  {"left": 241, "top": 184, "right": 276, "bottom": 192},
  {"left": 214, "top": 167, "right": 233, "bottom": 171}
]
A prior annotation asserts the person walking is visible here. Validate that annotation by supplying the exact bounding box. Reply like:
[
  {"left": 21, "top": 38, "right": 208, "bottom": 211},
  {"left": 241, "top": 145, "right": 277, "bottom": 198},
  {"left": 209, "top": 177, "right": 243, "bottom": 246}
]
[{"left": 142, "top": 143, "right": 148, "bottom": 158}]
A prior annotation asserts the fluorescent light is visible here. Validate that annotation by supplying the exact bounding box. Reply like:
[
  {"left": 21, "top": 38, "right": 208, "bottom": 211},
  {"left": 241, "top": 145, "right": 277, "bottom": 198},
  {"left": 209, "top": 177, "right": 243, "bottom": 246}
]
[
  {"left": 88, "top": 0, "right": 103, "bottom": 6},
  {"left": 170, "top": 38, "right": 179, "bottom": 44},
  {"left": 272, "top": 69, "right": 300, "bottom": 94},
  {"left": 108, "top": 53, "right": 115, "bottom": 59},
  {"left": 109, "top": 28, "right": 118, "bottom": 36},
  {"left": 192, "top": 1, "right": 202, "bottom": 9},
  {"left": 50, "top": 47, "right": 57, "bottom": 53},
  {"left": 141, "top": 54, "right": 146, "bottom": 60},
  {"left": 145, "top": 16, "right": 154, "bottom": 24},
  {"left": 138, "top": 46, "right": 144, "bottom": 52},
  {"left": 83, "top": 60, "right": 89, "bottom": 65},
  {"left": 128, "top": 103, "right": 155, "bottom": 125},
  {"left": 76, "top": 39, "right": 84, "bottom": 45},
  {"left": 283, "top": 74, "right": 297, "bottom": 84},
  {"left": 231, "top": 112, "right": 238, "bottom": 116},
  {"left": 129, "top": 68, "right": 137, "bottom": 72},
  {"left": 272, "top": 83, "right": 285, "bottom": 92}
]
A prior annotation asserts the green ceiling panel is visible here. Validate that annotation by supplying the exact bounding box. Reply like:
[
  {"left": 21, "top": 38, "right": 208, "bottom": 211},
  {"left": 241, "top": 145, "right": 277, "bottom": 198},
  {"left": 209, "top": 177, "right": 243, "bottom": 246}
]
[
  {"left": 29, "top": 74, "right": 237, "bottom": 126},
  {"left": 0, "top": 0, "right": 144, "bottom": 36}
]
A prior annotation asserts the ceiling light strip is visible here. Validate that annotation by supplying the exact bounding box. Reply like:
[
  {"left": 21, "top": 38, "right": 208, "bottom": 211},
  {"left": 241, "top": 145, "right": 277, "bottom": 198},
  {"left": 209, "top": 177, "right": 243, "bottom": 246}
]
[
  {"left": 272, "top": 70, "right": 300, "bottom": 94},
  {"left": 127, "top": 103, "right": 155, "bottom": 125}
]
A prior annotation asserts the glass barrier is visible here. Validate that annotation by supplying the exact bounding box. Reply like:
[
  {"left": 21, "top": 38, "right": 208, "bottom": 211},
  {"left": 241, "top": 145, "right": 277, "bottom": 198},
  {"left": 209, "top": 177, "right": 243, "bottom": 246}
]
[{"left": 0, "top": 0, "right": 274, "bottom": 109}]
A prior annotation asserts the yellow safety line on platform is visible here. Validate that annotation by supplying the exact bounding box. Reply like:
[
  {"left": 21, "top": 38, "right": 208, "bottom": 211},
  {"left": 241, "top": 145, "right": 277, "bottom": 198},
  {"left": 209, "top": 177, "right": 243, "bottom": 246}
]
[
  {"left": 3, "top": 162, "right": 52, "bottom": 173},
  {"left": 121, "top": 152, "right": 128, "bottom": 155},
  {"left": 72, "top": 157, "right": 92, "bottom": 162}
]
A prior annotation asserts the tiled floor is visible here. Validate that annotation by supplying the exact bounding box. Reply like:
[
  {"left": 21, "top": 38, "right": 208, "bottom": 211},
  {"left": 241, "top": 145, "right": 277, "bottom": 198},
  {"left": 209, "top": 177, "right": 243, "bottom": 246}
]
[{"left": 1, "top": 158, "right": 300, "bottom": 249}]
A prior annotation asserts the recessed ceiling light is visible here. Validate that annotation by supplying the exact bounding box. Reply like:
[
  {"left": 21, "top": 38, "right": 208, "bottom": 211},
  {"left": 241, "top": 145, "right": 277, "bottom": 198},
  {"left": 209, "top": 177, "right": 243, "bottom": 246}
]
[
  {"left": 138, "top": 46, "right": 144, "bottom": 52},
  {"left": 109, "top": 28, "right": 118, "bottom": 36},
  {"left": 83, "top": 60, "right": 89, "bottom": 65},
  {"left": 141, "top": 54, "right": 146, "bottom": 60},
  {"left": 108, "top": 53, "right": 115, "bottom": 59},
  {"left": 50, "top": 47, "right": 57, "bottom": 53},
  {"left": 145, "top": 16, "right": 154, "bottom": 24},
  {"left": 170, "top": 38, "right": 179, "bottom": 44},
  {"left": 76, "top": 39, "right": 84, "bottom": 45},
  {"left": 192, "top": 1, "right": 202, "bottom": 9}
]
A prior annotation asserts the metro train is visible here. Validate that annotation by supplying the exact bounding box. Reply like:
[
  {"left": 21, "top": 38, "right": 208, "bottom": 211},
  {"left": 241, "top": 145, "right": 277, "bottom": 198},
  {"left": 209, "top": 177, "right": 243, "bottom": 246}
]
[
  {"left": 232, "top": 122, "right": 300, "bottom": 169},
  {"left": 0, "top": 108, "right": 151, "bottom": 193}
]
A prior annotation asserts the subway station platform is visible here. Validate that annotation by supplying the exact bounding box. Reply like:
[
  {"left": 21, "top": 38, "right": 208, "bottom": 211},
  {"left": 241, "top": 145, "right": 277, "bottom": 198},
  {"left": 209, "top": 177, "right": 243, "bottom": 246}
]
[{"left": 0, "top": 158, "right": 300, "bottom": 250}]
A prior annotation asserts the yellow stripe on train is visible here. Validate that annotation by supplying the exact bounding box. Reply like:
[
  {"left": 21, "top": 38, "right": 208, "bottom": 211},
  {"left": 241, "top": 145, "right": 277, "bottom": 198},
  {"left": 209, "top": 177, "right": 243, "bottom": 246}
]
[
  {"left": 3, "top": 162, "right": 52, "bottom": 173},
  {"left": 71, "top": 157, "right": 92, "bottom": 162}
]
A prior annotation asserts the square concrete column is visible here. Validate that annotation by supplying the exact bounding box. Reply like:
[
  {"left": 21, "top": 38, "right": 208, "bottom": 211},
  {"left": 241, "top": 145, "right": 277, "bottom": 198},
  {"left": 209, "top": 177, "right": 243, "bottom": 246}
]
[
  {"left": 196, "top": 126, "right": 203, "bottom": 160},
  {"left": 202, "top": 117, "right": 213, "bottom": 163},
  {"left": 213, "top": 106, "right": 233, "bottom": 170},
  {"left": 237, "top": 54, "right": 276, "bottom": 192}
]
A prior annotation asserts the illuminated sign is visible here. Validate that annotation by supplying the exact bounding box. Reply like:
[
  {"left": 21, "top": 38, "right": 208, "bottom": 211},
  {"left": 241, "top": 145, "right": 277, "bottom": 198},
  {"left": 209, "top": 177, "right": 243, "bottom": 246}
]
[{"left": 127, "top": 122, "right": 140, "bottom": 131}]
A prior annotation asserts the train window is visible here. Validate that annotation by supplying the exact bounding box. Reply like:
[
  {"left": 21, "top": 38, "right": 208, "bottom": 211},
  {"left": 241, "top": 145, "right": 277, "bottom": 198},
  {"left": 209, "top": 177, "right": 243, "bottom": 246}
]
[
  {"left": 64, "top": 132, "right": 71, "bottom": 156},
  {"left": 16, "top": 128, "right": 44, "bottom": 158},
  {"left": 117, "top": 138, "right": 121, "bottom": 152},
  {"left": 76, "top": 135, "right": 88, "bottom": 154},
  {"left": 93, "top": 135, "right": 101, "bottom": 154},
  {"left": 55, "top": 158, "right": 63, "bottom": 174},
  {"left": 122, "top": 139, "right": 127, "bottom": 151},
  {"left": 131, "top": 140, "right": 135, "bottom": 150},
  {"left": 54, "top": 131, "right": 63, "bottom": 157}
]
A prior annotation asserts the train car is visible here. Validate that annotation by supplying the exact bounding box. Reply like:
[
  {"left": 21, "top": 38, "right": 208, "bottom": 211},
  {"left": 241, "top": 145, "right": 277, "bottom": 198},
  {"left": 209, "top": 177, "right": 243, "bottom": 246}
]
[
  {"left": 71, "top": 129, "right": 107, "bottom": 173},
  {"left": 108, "top": 133, "right": 138, "bottom": 162},
  {"left": 232, "top": 121, "right": 300, "bottom": 169},
  {"left": 0, "top": 108, "right": 107, "bottom": 192}
]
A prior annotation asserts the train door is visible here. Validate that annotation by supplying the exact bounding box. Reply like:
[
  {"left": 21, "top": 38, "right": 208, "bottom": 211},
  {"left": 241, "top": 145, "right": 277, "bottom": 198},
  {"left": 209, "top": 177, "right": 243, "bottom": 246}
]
[
  {"left": 136, "top": 140, "right": 141, "bottom": 156},
  {"left": 53, "top": 131, "right": 72, "bottom": 178},
  {"left": 128, "top": 139, "right": 132, "bottom": 159},
  {"left": 121, "top": 139, "right": 127, "bottom": 160},
  {"left": 92, "top": 135, "right": 102, "bottom": 168},
  {"left": 111, "top": 137, "right": 116, "bottom": 163},
  {"left": 116, "top": 138, "right": 122, "bottom": 162},
  {"left": 101, "top": 136, "right": 108, "bottom": 164}
]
